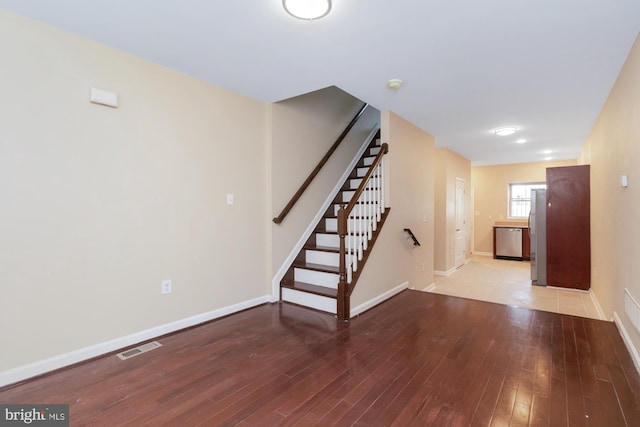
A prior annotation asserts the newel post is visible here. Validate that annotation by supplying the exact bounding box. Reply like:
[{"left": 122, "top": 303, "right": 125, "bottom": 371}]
[{"left": 337, "top": 205, "right": 349, "bottom": 322}]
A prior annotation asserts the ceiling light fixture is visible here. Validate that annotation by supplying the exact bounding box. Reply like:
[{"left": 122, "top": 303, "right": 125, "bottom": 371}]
[
  {"left": 516, "top": 139, "right": 527, "bottom": 144},
  {"left": 387, "top": 79, "right": 403, "bottom": 90},
  {"left": 542, "top": 149, "right": 552, "bottom": 154},
  {"left": 283, "top": 0, "right": 332, "bottom": 20},
  {"left": 494, "top": 127, "right": 518, "bottom": 136}
]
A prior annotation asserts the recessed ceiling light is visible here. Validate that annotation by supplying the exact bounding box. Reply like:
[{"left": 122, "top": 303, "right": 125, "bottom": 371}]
[
  {"left": 494, "top": 127, "right": 518, "bottom": 136},
  {"left": 544, "top": 156, "right": 552, "bottom": 161},
  {"left": 516, "top": 139, "right": 527, "bottom": 144},
  {"left": 283, "top": 0, "right": 332, "bottom": 20},
  {"left": 542, "top": 150, "right": 552, "bottom": 154}
]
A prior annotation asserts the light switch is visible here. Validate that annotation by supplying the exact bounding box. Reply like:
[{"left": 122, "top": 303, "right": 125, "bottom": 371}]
[
  {"left": 621, "top": 175, "right": 628, "bottom": 188},
  {"left": 226, "top": 193, "right": 234, "bottom": 205}
]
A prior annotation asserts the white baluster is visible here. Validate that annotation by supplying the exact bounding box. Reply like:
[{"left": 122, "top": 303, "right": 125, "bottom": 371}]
[
  {"left": 351, "top": 212, "right": 358, "bottom": 272},
  {"left": 380, "top": 161, "right": 385, "bottom": 215},
  {"left": 371, "top": 171, "right": 377, "bottom": 232},
  {"left": 377, "top": 170, "right": 381, "bottom": 222},
  {"left": 367, "top": 178, "right": 373, "bottom": 240},
  {"left": 362, "top": 187, "right": 368, "bottom": 251},
  {"left": 358, "top": 193, "right": 364, "bottom": 260},
  {"left": 346, "top": 210, "right": 353, "bottom": 281}
]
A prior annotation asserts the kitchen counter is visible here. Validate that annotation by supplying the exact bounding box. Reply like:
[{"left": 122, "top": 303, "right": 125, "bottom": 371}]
[{"left": 493, "top": 220, "right": 528, "bottom": 228}]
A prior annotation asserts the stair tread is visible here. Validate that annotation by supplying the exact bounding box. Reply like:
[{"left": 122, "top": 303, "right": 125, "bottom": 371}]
[
  {"left": 282, "top": 281, "right": 338, "bottom": 298},
  {"left": 334, "top": 201, "right": 381, "bottom": 205},
  {"left": 294, "top": 262, "right": 340, "bottom": 274},
  {"left": 304, "top": 245, "right": 339, "bottom": 253}
]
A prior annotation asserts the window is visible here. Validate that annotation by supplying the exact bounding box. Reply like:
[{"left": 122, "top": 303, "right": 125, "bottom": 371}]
[{"left": 508, "top": 182, "right": 546, "bottom": 218}]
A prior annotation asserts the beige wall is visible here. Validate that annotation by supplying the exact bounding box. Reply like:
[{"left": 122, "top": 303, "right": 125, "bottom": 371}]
[
  {"left": 0, "top": 10, "right": 269, "bottom": 372},
  {"left": 578, "top": 34, "right": 640, "bottom": 358},
  {"left": 471, "top": 159, "right": 576, "bottom": 254},
  {"left": 434, "top": 149, "right": 471, "bottom": 273},
  {"left": 351, "top": 111, "right": 435, "bottom": 307},
  {"left": 270, "top": 87, "right": 380, "bottom": 277}
]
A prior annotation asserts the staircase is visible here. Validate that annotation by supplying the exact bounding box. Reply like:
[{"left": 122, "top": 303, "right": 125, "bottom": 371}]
[{"left": 280, "top": 131, "right": 389, "bottom": 320}]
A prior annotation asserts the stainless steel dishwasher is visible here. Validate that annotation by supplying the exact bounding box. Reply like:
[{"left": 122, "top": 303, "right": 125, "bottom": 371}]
[{"left": 495, "top": 227, "right": 523, "bottom": 259}]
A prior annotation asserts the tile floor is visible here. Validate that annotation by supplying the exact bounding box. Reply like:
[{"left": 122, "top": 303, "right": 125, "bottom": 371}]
[{"left": 426, "top": 254, "right": 603, "bottom": 320}]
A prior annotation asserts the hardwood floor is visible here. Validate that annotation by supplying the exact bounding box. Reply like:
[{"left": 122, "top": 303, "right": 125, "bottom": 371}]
[{"left": 2, "top": 290, "right": 640, "bottom": 426}]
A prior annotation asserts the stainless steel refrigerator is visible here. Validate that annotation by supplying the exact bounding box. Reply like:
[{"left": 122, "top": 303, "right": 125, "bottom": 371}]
[{"left": 529, "top": 189, "right": 547, "bottom": 286}]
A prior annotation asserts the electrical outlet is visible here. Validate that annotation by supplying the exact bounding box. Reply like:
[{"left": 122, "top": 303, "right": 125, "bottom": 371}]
[{"left": 161, "top": 279, "right": 172, "bottom": 295}]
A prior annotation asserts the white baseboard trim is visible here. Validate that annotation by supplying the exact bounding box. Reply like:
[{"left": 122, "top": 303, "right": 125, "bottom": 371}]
[
  {"left": 422, "top": 283, "right": 436, "bottom": 292},
  {"left": 0, "top": 295, "right": 271, "bottom": 388},
  {"left": 613, "top": 311, "right": 640, "bottom": 376},
  {"left": 472, "top": 251, "right": 493, "bottom": 257},
  {"left": 590, "top": 291, "right": 607, "bottom": 321},
  {"left": 350, "top": 282, "right": 409, "bottom": 318},
  {"left": 434, "top": 267, "right": 456, "bottom": 277}
]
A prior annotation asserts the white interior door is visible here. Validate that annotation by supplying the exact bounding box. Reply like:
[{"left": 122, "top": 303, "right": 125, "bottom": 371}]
[{"left": 455, "top": 178, "right": 465, "bottom": 268}]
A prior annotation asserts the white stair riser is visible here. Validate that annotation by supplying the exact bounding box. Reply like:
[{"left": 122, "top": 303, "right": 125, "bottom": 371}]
[
  {"left": 281, "top": 288, "right": 337, "bottom": 314},
  {"left": 325, "top": 217, "right": 371, "bottom": 233},
  {"left": 370, "top": 146, "right": 381, "bottom": 155},
  {"left": 363, "top": 157, "right": 375, "bottom": 166},
  {"left": 306, "top": 250, "right": 339, "bottom": 267},
  {"left": 357, "top": 167, "right": 382, "bottom": 178},
  {"left": 294, "top": 268, "right": 338, "bottom": 288},
  {"left": 347, "top": 174, "right": 381, "bottom": 192},
  {"left": 316, "top": 233, "right": 339, "bottom": 248},
  {"left": 333, "top": 203, "right": 380, "bottom": 216},
  {"left": 342, "top": 191, "right": 355, "bottom": 202}
]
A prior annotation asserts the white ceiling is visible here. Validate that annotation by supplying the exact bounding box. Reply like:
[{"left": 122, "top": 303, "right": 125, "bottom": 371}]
[{"left": 1, "top": 0, "right": 639, "bottom": 165}]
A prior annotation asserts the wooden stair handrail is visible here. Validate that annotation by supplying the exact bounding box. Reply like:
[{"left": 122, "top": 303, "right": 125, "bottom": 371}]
[
  {"left": 403, "top": 228, "right": 421, "bottom": 246},
  {"left": 273, "top": 103, "right": 369, "bottom": 224},
  {"left": 337, "top": 142, "right": 389, "bottom": 321}
]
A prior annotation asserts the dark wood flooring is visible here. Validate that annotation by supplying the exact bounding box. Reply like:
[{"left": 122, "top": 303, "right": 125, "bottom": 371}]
[{"left": 2, "top": 290, "right": 640, "bottom": 426}]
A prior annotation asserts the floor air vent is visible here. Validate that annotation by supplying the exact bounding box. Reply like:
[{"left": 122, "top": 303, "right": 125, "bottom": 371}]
[{"left": 116, "top": 341, "right": 162, "bottom": 360}]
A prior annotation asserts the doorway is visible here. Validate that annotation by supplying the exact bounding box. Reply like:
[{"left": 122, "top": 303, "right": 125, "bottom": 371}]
[{"left": 455, "top": 178, "right": 466, "bottom": 268}]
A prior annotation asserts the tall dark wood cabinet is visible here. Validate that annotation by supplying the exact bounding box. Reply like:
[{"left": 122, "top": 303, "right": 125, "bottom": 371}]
[{"left": 546, "top": 165, "right": 590, "bottom": 290}]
